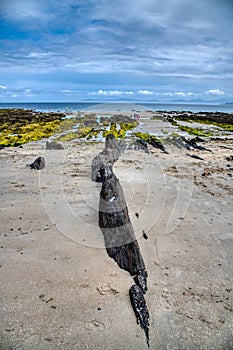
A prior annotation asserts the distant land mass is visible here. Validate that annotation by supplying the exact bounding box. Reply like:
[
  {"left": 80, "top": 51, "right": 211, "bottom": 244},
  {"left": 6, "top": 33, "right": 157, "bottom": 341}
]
[
  {"left": 81, "top": 96, "right": 230, "bottom": 105},
  {"left": 171, "top": 98, "right": 206, "bottom": 104},
  {"left": 82, "top": 97, "right": 159, "bottom": 103}
]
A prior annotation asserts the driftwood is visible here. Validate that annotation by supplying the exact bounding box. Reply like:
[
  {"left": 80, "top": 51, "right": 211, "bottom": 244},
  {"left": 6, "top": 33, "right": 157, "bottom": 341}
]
[
  {"left": 92, "top": 134, "right": 150, "bottom": 346},
  {"left": 129, "top": 285, "right": 150, "bottom": 347}
]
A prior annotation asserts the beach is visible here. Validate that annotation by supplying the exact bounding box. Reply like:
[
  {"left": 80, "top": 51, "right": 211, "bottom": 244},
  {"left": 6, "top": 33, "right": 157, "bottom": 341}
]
[{"left": 0, "top": 111, "right": 233, "bottom": 350}]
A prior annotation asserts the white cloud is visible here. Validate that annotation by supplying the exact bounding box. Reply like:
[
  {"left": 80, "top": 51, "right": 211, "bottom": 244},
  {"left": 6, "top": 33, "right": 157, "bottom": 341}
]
[
  {"left": 174, "top": 92, "right": 186, "bottom": 97},
  {"left": 23, "top": 89, "right": 34, "bottom": 97},
  {"left": 137, "top": 90, "right": 153, "bottom": 95},
  {"left": 163, "top": 91, "right": 197, "bottom": 97},
  {"left": 1, "top": 1, "right": 232, "bottom": 101},
  {"left": 90, "top": 90, "right": 134, "bottom": 96},
  {"left": 27, "top": 52, "right": 53, "bottom": 58},
  {"left": 1, "top": 0, "right": 48, "bottom": 20},
  {"left": 164, "top": 92, "right": 173, "bottom": 96},
  {"left": 205, "top": 89, "right": 225, "bottom": 95},
  {"left": 0, "top": 85, "right": 7, "bottom": 89}
]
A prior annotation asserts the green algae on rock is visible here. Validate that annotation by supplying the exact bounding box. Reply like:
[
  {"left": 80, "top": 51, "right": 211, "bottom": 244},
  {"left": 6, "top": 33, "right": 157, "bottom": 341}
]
[
  {"left": 168, "top": 112, "right": 233, "bottom": 135},
  {"left": 56, "top": 115, "right": 138, "bottom": 142},
  {"left": 134, "top": 132, "right": 168, "bottom": 153},
  {"left": 0, "top": 109, "right": 65, "bottom": 147},
  {"left": 167, "top": 117, "right": 214, "bottom": 137}
]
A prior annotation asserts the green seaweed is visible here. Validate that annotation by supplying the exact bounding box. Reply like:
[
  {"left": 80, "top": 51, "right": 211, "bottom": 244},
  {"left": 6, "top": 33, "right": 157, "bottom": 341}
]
[
  {"left": 56, "top": 132, "right": 78, "bottom": 142},
  {"left": 167, "top": 117, "right": 214, "bottom": 137},
  {"left": 171, "top": 114, "right": 233, "bottom": 132},
  {"left": 134, "top": 132, "right": 162, "bottom": 143},
  {"left": 191, "top": 119, "right": 233, "bottom": 132},
  {"left": 176, "top": 125, "right": 214, "bottom": 137},
  {"left": 0, "top": 109, "right": 138, "bottom": 147},
  {"left": 0, "top": 119, "right": 62, "bottom": 147}
]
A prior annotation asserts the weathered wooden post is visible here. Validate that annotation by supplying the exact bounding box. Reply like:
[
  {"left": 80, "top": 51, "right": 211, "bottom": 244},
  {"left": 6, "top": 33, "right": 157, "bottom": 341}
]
[{"left": 92, "top": 134, "right": 150, "bottom": 347}]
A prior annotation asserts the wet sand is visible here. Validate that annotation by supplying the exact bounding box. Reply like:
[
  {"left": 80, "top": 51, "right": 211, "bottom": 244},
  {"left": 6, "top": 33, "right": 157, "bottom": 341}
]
[{"left": 0, "top": 117, "right": 233, "bottom": 349}]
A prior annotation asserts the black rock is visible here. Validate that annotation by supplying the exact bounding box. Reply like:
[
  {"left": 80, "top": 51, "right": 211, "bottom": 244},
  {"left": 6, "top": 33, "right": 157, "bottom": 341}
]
[
  {"left": 194, "top": 136, "right": 206, "bottom": 143},
  {"left": 186, "top": 154, "right": 204, "bottom": 160},
  {"left": 29, "top": 157, "right": 45, "bottom": 170},
  {"left": 135, "top": 139, "right": 150, "bottom": 153},
  {"left": 150, "top": 138, "right": 168, "bottom": 154},
  {"left": 142, "top": 230, "right": 148, "bottom": 239},
  {"left": 226, "top": 155, "right": 233, "bottom": 162},
  {"left": 46, "top": 141, "right": 64, "bottom": 150}
]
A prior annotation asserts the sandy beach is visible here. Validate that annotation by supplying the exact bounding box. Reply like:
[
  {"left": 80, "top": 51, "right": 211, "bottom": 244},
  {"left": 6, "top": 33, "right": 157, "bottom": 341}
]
[{"left": 0, "top": 114, "right": 233, "bottom": 350}]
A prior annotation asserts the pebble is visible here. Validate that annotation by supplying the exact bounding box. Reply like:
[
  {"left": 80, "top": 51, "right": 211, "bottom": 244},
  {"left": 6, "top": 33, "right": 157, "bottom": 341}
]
[{"left": 44, "top": 337, "right": 52, "bottom": 341}]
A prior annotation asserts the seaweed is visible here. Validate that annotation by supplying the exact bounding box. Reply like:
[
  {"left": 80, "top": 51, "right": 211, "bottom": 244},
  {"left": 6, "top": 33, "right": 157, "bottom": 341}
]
[
  {"left": 0, "top": 109, "right": 138, "bottom": 147},
  {"left": 0, "top": 109, "right": 64, "bottom": 147},
  {"left": 170, "top": 113, "right": 233, "bottom": 133},
  {"left": 166, "top": 117, "right": 214, "bottom": 137},
  {"left": 134, "top": 132, "right": 168, "bottom": 153},
  {"left": 176, "top": 125, "right": 214, "bottom": 137}
]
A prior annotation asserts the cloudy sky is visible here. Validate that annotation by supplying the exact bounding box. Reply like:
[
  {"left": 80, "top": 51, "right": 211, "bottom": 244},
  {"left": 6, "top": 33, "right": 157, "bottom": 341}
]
[{"left": 0, "top": 0, "right": 233, "bottom": 103}]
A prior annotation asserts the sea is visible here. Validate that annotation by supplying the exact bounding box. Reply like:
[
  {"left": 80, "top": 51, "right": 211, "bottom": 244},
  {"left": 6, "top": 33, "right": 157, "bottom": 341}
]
[{"left": 0, "top": 102, "right": 233, "bottom": 113}]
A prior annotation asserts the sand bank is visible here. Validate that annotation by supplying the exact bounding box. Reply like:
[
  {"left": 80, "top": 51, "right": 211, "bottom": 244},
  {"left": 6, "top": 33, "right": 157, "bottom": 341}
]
[{"left": 0, "top": 116, "right": 233, "bottom": 349}]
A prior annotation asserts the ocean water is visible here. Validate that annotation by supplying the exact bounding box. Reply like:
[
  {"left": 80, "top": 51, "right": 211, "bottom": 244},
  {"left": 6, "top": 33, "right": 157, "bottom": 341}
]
[{"left": 0, "top": 102, "right": 233, "bottom": 113}]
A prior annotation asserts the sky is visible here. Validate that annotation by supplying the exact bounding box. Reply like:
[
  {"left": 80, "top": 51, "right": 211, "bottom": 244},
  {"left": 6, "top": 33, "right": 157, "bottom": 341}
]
[{"left": 0, "top": 0, "right": 233, "bottom": 103}]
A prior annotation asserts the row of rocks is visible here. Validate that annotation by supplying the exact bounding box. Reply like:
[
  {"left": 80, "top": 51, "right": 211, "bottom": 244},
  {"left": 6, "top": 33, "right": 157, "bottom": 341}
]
[{"left": 0, "top": 108, "right": 65, "bottom": 124}]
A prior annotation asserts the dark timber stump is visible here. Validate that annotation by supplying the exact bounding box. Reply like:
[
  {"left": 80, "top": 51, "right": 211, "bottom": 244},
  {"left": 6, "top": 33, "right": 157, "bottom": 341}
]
[{"left": 92, "top": 134, "right": 150, "bottom": 346}]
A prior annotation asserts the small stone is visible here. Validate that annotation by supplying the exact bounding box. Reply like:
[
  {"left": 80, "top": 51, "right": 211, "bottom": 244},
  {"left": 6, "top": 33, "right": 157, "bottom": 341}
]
[
  {"left": 44, "top": 337, "right": 52, "bottom": 341},
  {"left": 5, "top": 328, "right": 14, "bottom": 332}
]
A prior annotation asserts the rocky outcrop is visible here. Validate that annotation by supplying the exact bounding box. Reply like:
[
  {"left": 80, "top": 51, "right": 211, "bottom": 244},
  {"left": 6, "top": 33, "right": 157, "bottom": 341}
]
[{"left": 46, "top": 141, "right": 64, "bottom": 150}]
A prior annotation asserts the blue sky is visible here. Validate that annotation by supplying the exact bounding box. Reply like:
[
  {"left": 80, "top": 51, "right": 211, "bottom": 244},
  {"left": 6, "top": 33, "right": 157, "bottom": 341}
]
[{"left": 0, "top": 0, "right": 233, "bottom": 103}]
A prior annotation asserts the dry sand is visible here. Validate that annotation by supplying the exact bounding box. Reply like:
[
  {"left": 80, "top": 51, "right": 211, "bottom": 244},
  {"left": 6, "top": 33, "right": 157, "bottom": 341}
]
[{"left": 0, "top": 118, "right": 233, "bottom": 350}]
